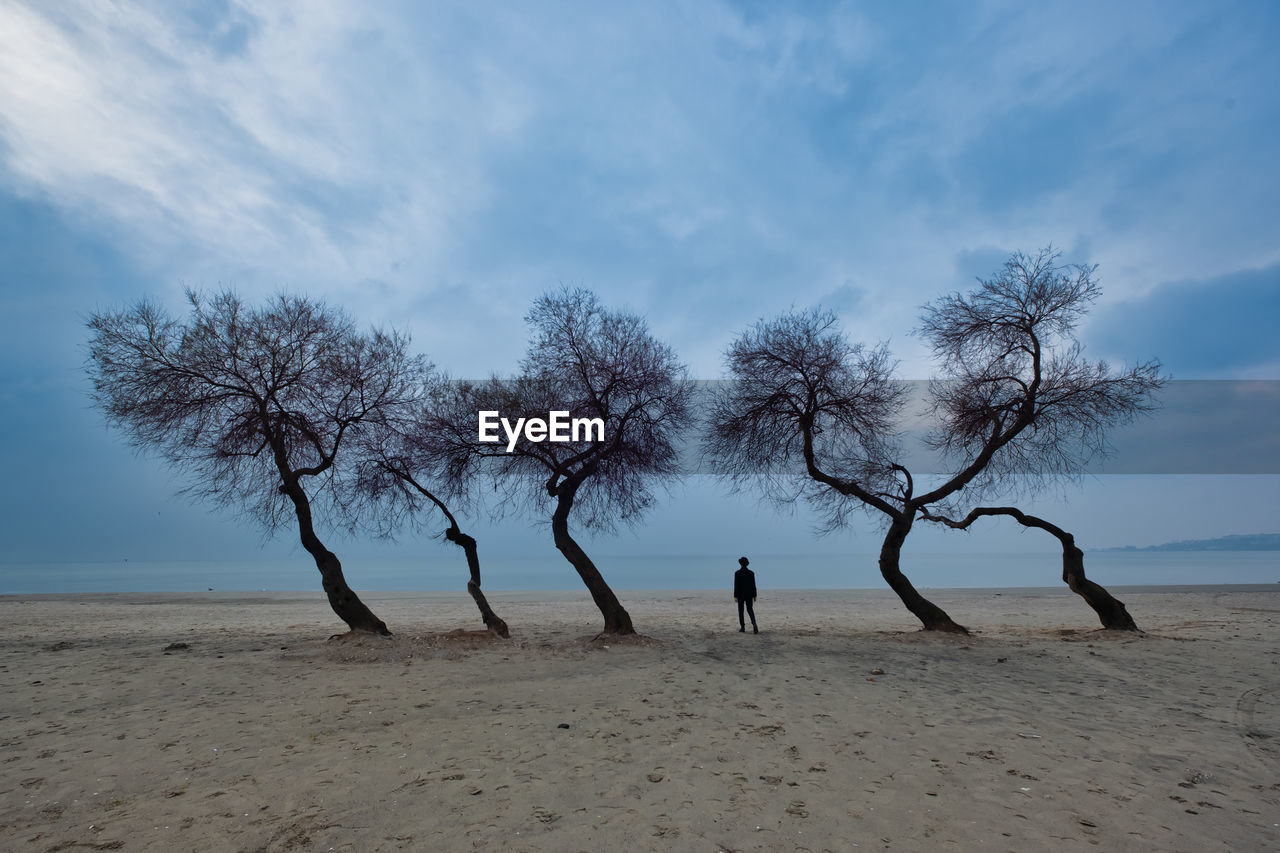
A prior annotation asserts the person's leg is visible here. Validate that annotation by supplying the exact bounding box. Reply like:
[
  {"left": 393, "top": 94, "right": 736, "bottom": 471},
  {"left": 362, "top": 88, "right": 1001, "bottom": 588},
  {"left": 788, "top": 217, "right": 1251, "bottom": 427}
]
[
  {"left": 745, "top": 599, "right": 757, "bottom": 632},
  {"left": 737, "top": 598, "right": 746, "bottom": 631}
]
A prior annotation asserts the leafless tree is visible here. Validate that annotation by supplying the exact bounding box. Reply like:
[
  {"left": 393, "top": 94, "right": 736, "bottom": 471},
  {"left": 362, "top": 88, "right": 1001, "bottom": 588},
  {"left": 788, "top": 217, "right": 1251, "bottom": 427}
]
[
  {"left": 350, "top": 375, "right": 510, "bottom": 637},
  {"left": 87, "top": 290, "right": 425, "bottom": 635},
  {"left": 911, "top": 248, "right": 1161, "bottom": 628},
  {"left": 440, "top": 288, "right": 695, "bottom": 635},
  {"left": 705, "top": 248, "right": 1162, "bottom": 632}
]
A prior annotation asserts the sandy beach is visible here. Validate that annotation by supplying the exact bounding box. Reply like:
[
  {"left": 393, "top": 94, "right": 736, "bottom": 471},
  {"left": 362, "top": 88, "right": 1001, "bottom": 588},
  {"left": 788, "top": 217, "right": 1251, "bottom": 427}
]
[{"left": 1, "top": 586, "right": 1277, "bottom": 851}]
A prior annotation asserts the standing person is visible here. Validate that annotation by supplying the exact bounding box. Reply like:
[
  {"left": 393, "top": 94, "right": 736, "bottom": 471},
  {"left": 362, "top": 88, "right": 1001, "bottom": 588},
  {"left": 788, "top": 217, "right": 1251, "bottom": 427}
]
[{"left": 734, "top": 556, "right": 758, "bottom": 633}]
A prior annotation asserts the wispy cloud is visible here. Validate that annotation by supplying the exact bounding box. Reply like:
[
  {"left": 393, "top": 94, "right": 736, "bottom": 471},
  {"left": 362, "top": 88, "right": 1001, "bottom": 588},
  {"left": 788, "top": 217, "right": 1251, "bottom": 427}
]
[
  {"left": 0, "top": 0, "right": 1276, "bottom": 379},
  {"left": 0, "top": 1, "right": 507, "bottom": 302}
]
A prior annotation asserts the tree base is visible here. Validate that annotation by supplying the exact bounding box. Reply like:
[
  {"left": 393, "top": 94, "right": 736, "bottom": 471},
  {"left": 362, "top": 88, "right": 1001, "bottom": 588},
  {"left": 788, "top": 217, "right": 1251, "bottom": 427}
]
[
  {"left": 1094, "top": 618, "right": 1140, "bottom": 632},
  {"left": 327, "top": 627, "right": 392, "bottom": 641},
  {"left": 921, "top": 618, "right": 970, "bottom": 634},
  {"left": 337, "top": 619, "right": 391, "bottom": 636}
]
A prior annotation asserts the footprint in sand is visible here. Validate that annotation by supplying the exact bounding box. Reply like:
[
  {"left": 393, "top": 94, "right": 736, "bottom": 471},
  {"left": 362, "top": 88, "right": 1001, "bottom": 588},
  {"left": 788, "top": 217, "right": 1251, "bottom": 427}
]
[{"left": 1237, "top": 687, "right": 1279, "bottom": 766}]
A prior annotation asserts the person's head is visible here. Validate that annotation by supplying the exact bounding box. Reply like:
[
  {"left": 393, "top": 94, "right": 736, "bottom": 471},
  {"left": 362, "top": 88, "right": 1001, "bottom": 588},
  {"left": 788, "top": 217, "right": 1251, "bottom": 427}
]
[{"left": 738, "top": 556, "right": 749, "bottom": 567}]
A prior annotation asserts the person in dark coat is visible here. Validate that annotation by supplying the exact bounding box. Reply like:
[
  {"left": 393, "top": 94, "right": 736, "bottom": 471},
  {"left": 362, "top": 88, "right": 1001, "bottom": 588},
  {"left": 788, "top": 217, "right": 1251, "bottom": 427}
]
[{"left": 734, "top": 556, "right": 758, "bottom": 633}]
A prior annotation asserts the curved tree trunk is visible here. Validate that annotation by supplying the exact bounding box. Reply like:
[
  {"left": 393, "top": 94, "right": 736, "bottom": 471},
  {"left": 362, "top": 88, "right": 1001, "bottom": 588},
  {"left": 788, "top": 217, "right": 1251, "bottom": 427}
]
[
  {"left": 1059, "top": 542, "right": 1138, "bottom": 630},
  {"left": 879, "top": 515, "right": 969, "bottom": 633},
  {"left": 920, "top": 506, "right": 1138, "bottom": 631},
  {"left": 380, "top": 465, "right": 509, "bottom": 637},
  {"left": 551, "top": 488, "right": 635, "bottom": 635},
  {"left": 285, "top": 481, "right": 390, "bottom": 635},
  {"left": 444, "top": 526, "right": 510, "bottom": 638}
]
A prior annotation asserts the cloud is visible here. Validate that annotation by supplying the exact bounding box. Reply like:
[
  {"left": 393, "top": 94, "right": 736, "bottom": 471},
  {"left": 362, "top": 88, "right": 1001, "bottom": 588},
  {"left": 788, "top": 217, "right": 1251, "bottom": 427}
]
[
  {"left": 0, "top": 1, "right": 508, "bottom": 298},
  {"left": 3, "top": 1, "right": 1277, "bottom": 365},
  {"left": 2, "top": 0, "right": 1280, "bottom": 569},
  {"left": 1087, "top": 263, "right": 1280, "bottom": 377}
]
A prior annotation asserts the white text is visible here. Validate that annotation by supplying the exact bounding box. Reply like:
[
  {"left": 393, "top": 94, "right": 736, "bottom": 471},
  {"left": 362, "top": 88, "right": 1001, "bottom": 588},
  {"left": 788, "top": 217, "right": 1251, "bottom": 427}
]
[{"left": 477, "top": 410, "right": 605, "bottom": 452}]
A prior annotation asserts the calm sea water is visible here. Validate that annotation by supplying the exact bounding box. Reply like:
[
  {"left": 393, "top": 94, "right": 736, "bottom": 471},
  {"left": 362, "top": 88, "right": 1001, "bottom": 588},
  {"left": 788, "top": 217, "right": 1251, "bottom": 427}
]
[{"left": 1, "top": 551, "right": 1277, "bottom": 595}]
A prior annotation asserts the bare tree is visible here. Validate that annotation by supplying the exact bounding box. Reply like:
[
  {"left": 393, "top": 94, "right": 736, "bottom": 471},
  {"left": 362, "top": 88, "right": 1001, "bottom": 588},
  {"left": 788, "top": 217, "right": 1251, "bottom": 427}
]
[
  {"left": 442, "top": 288, "right": 694, "bottom": 635},
  {"left": 911, "top": 248, "right": 1161, "bottom": 628},
  {"left": 87, "top": 290, "right": 425, "bottom": 635},
  {"left": 703, "top": 308, "right": 946, "bottom": 624},
  {"left": 706, "top": 249, "right": 1162, "bottom": 632},
  {"left": 351, "top": 376, "right": 510, "bottom": 637}
]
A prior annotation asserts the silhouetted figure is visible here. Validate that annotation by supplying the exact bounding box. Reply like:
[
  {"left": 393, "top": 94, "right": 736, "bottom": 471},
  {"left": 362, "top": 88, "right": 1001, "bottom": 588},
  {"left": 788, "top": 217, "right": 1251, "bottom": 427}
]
[{"left": 734, "top": 556, "right": 758, "bottom": 633}]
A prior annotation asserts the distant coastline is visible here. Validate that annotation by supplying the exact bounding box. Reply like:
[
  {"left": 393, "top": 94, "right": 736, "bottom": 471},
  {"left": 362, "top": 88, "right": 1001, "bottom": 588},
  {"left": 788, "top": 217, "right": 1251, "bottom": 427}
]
[{"left": 1098, "top": 533, "right": 1280, "bottom": 552}]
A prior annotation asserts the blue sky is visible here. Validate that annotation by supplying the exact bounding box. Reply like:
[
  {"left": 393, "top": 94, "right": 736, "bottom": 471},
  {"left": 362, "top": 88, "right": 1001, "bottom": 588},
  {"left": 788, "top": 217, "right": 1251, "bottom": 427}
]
[{"left": 1, "top": 1, "right": 1277, "bottom": 585}]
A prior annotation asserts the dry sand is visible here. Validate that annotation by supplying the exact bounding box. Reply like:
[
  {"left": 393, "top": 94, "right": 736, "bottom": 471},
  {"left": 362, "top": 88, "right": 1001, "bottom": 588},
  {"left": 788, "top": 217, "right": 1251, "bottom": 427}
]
[{"left": 1, "top": 585, "right": 1277, "bottom": 852}]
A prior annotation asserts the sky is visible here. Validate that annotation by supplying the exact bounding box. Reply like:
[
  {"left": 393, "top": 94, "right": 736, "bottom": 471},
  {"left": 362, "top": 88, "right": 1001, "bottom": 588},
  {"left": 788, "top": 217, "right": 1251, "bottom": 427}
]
[{"left": 1, "top": 0, "right": 1278, "bottom": 587}]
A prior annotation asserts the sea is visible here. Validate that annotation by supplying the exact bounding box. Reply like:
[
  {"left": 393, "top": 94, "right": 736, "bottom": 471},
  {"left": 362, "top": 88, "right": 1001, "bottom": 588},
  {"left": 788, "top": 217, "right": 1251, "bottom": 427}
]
[{"left": 1, "top": 551, "right": 1277, "bottom": 595}]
